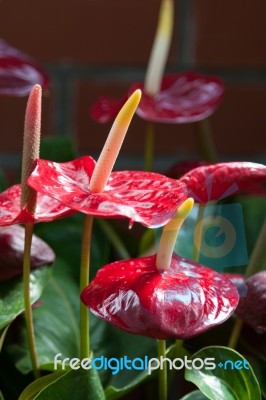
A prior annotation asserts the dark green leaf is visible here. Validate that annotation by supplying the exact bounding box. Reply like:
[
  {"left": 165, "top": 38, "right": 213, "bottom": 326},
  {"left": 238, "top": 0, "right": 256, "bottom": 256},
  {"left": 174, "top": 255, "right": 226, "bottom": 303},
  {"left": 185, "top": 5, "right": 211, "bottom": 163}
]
[
  {"left": 185, "top": 346, "right": 261, "bottom": 400},
  {"left": 0, "top": 267, "right": 51, "bottom": 330},
  {"left": 35, "top": 368, "right": 105, "bottom": 400},
  {"left": 18, "top": 371, "right": 68, "bottom": 400},
  {"left": 40, "top": 136, "right": 77, "bottom": 162},
  {"left": 180, "top": 391, "right": 209, "bottom": 400},
  {"left": 9, "top": 259, "right": 80, "bottom": 373}
]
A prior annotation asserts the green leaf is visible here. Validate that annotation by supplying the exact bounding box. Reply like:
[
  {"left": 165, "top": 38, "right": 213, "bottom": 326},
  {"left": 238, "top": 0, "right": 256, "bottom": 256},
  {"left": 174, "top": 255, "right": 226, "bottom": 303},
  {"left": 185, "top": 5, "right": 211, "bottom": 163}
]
[
  {"left": 0, "top": 267, "right": 51, "bottom": 330},
  {"left": 9, "top": 259, "right": 80, "bottom": 373},
  {"left": 18, "top": 371, "right": 68, "bottom": 400},
  {"left": 0, "top": 391, "right": 5, "bottom": 400},
  {"left": 185, "top": 346, "right": 261, "bottom": 400},
  {"left": 40, "top": 136, "right": 77, "bottom": 162},
  {"left": 35, "top": 368, "right": 104, "bottom": 400},
  {"left": 180, "top": 391, "right": 209, "bottom": 400}
]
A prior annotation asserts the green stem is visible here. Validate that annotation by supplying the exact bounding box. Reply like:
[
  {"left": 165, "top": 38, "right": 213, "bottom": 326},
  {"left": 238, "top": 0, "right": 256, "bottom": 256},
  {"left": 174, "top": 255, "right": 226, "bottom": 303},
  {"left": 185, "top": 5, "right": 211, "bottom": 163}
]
[
  {"left": 228, "top": 318, "right": 243, "bottom": 349},
  {"left": 194, "top": 119, "right": 217, "bottom": 162},
  {"left": 157, "top": 339, "right": 167, "bottom": 400},
  {"left": 144, "top": 121, "right": 154, "bottom": 171},
  {"left": 96, "top": 219, "right": 130, "bottom": 259},
  {"left": 228, "top": 218, "right": 266, "bottom": 348},
  {"left": 245, "top": 217, "right": 266, "bottom": 278},
  {"left": 192, "top": 204, "right": 205, "bottom": 262},
  {"left": 23, "top": 222, "right": 40, "bottom": 379},
  {"left": 80, "top": 215, "right": 94, "bottom": 359}
]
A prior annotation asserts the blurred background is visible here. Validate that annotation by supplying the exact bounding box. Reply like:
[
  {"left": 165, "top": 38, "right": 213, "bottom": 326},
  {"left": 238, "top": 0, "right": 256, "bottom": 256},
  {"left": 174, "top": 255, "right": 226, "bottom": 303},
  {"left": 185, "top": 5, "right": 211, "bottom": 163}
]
[{"left": 0, "top": 0, "right": 266, "bottom": 182}]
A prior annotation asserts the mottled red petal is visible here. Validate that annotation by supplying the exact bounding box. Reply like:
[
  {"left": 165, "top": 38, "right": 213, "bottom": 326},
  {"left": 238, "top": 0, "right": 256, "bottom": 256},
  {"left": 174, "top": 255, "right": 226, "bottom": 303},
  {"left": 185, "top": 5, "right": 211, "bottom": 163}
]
[
  {"left": 89, "top": 95, "right": 127, "bottom": 123},
  {"left": 0, "top": 39, "right": 49, "bottom": 96},
  {"left": 27, "top": 156, "right": 188, "bottom": 227},
  {"left": 180, "top": 162, "right": 266, "bottom": 203},
  {"left": 129, "top": 72, "right": 224, "bottom": 123},
  {"left": 81, "top": 254, "right": 239, "bottom": 340},
  {"left": 236, "top": 271, "right": 266, "bottom": 332},
  {"left": 0, "top": 225, "right": 55, "bottom": 280},
  {"left": 0, "top": 184, "right": 74, "bottom": 226}
]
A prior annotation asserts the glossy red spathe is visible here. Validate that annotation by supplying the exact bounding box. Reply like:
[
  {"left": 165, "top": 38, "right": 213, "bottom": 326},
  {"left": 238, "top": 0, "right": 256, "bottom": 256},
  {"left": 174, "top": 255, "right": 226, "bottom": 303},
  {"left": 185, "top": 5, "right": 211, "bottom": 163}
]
[
  {"left": 130, "top": 72, "right": 224, "bottom": 123},
  {"left": 89, "top": 95, "right": 127, "bottom": 124},
  {"left": 180, "top": 162, "right": 266, "bottom": 203},
  {"left": 236, "top": 271, "right": 266, "bottom": 333},
  {"left": 81, "top": 253, "right": 239, "bottom": 340},
  {"left": 0, "top": 39, "right": 49, "bottom": 96},
  {"left": 0, "top": 184, "right": 74, "bottom": 226},
  {"left": 27, "top": 156, "right": 188, "bottom": 227}
]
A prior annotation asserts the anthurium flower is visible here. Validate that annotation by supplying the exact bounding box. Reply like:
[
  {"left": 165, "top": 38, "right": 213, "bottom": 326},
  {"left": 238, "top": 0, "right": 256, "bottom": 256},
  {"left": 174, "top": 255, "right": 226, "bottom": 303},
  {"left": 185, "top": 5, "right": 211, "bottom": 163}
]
[
  {"left": 129, "top": 72, "right": 224, "bottom": 124},
  {"left": 27, "top": 155, "right": 188, "bottom": 227},
  {"left": 81, "top": 250, "right": 239, "bottom": 340},
  {"left": 0, "top": 225, "right": 54, "bottom": 280},
  {"left": 0, "top": 39, "right": 48, "bottom": 96},
  {"left": 180, "top": 161, "right": 266, "bottom": 203},
  {"left": 236, "top": 271, "right": 266, "bottom": 332},
  {"left": 81, "top": 199, "right": 239, "bottom": 340}
]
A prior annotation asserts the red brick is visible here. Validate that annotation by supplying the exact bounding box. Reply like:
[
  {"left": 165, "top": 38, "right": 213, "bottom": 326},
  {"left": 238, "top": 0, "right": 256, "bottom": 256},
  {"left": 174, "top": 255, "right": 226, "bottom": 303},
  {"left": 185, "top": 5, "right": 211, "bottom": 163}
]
[
  {"left": 194, "top": 0, "right": 266, "bottom": 67},
  {"left": 211, "top": 84, "right": 266, "bottom": 155},
  {"left": 0, "top": 0, "right": 178, "bottom": 65}
]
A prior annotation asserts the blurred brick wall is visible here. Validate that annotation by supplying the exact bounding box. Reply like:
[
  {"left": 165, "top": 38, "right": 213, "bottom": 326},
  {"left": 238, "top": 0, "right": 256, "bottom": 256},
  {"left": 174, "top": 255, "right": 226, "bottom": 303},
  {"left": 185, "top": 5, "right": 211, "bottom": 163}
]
[{"left": 0, "top": 0, "right": 266, "bottom": 182}]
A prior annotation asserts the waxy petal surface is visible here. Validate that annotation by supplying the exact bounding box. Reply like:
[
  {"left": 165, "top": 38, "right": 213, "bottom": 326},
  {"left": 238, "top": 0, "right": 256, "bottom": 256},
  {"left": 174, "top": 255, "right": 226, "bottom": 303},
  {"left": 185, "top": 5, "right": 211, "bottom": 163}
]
[
  {"left": 180, "top": 162, "right": 266, "bottom": 203},
  {"left": 130, "top": 72, "right": 224, "bottom": 123},
  {"left": 0, "top": 184, "right": 74, "bottom": 226},
  {"left": 81, "top": 254, "right": 239, "bottom": 340},
  {"left": 27, "top": 156, "right": 188, "bottom": 227},
  {"left": 0, "top": 225, "right": 55, "bottom": 280},
  {"left": 166, "top": 160, "right": 208, "bottom": 180},
  {"left": 236, "top": 271, "right": 266, "bottom": 332},
  {"left": 0, "top": 39, "right": 49, "bottom": 96},
  {"left": 89, "top": 95, "right": 127, "bottom": 123}
]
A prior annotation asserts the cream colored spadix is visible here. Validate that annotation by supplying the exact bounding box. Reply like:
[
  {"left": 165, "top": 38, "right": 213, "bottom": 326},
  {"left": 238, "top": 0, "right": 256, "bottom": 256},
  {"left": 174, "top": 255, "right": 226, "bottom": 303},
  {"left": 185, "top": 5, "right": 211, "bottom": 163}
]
[
  {"left": 20, "top": 84, "right": 42, "bottom": 211},
  {"left": 156, "top": 198, "right": 194, "bottom": 271},
  {"left": 144, "top": 0, "right": 174, "bottom": 96},
  {"left": 89, "top": 89, "right": 141, "bottom": 193}
]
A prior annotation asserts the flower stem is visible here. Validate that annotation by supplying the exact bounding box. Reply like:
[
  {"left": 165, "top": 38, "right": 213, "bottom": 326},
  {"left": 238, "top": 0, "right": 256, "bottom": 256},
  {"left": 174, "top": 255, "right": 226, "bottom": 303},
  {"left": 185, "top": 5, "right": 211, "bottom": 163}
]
[
  {"left": 96, "top": 219, "right": 130, "bottom": 259},
  {"left": 194, "top": 119, "right": 217, "bottom": 162},
  {"left": 144, "top": 121, "right": 154, "bottom": 171},
  {"left": 228, "top": 318, "right": 243, "bottom": 349},
  {"left": 245, "top": 217, "right": 266, "bottom": 278},
  {"left": 23, "top": 222, "right": 40, "bottom": 379},
  {"left": 228, "top": 217, "right": 266, "bottom": 348},
  {"left": 157, "top": 339, "right": 167, "bottom": 400},
  {"left": 80, "top": 215, "right": 94, "bottom": 359}
]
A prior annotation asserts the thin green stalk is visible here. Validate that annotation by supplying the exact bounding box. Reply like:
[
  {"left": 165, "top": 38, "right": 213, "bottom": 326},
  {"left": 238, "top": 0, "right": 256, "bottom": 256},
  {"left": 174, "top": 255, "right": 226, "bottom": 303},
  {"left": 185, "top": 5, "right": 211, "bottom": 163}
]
[
  {"left": 245, "top": 217, "right": 266, "bottom": 278},
  {"left": 157, "top": 339, "right": 167, "bottom": 400},
  {"left": 23, "top": 222, "right": 40, "bottom": 379},
  {"left": 144, "top": 121, "right": 155, "bottom": 172},
  {"left": 228, "top": 218, "right": 266, "bottom": 348},
  {"left": 228, "top": 318, "right": 243, "bottom": 349},
  {"left": 96, "top": 219, "right": 130, "bottom": 259},
  {"left": 192, "top": 204, "right": 205, "bottom": 262},
  {"left": 194, "top": 119, "right": 217, "bottom": 162},
  {"left": 80, "top": 215, "right": 94, "bottom": 359}
]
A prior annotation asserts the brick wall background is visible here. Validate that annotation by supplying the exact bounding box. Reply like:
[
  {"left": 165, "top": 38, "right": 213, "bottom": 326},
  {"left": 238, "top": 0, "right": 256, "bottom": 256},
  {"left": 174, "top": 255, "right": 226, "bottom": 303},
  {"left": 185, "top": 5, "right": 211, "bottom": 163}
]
[{"left": 0, "top": 0, "right": 266, "bottom": 182}]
